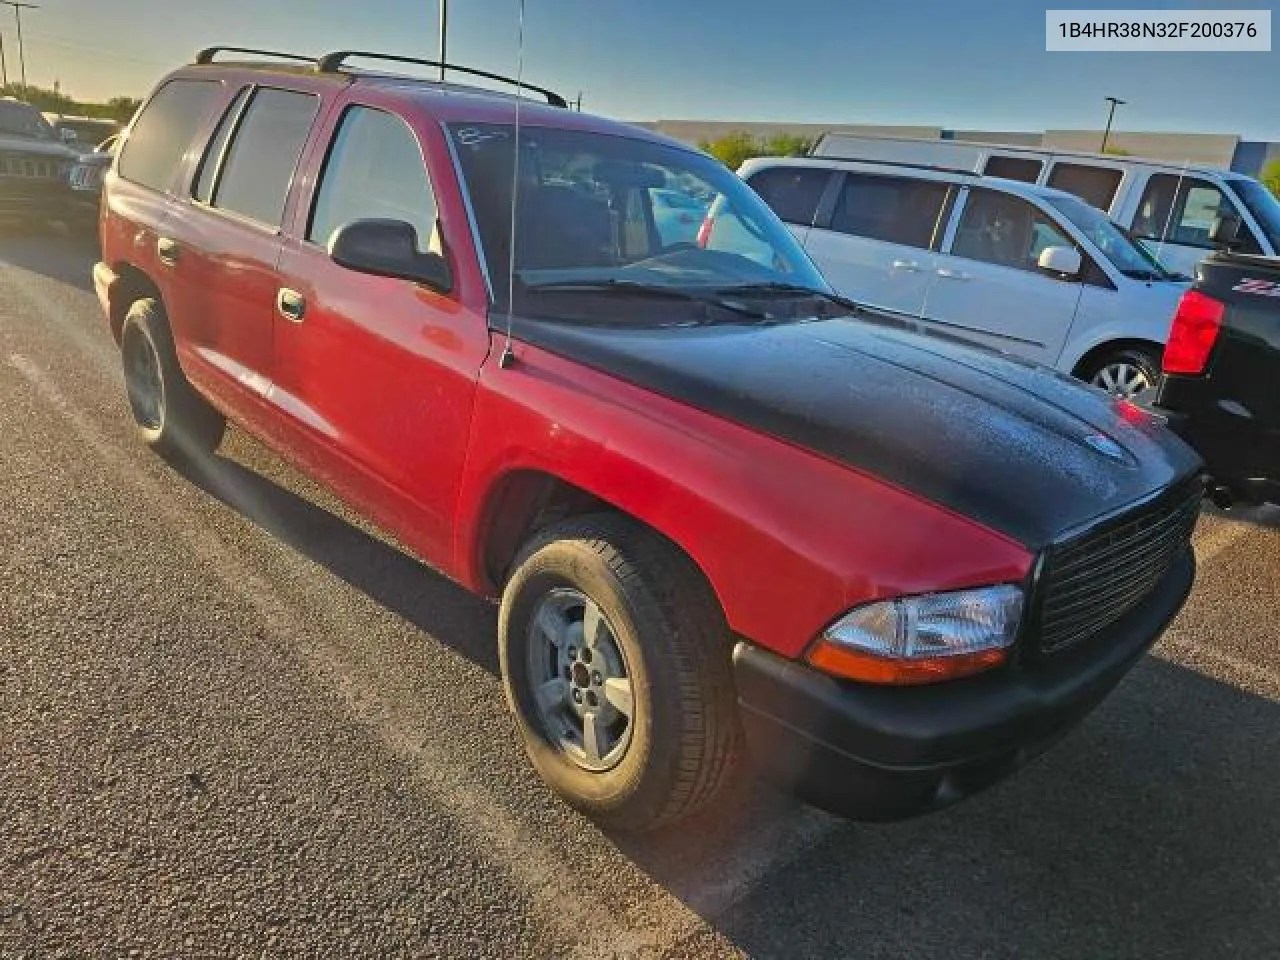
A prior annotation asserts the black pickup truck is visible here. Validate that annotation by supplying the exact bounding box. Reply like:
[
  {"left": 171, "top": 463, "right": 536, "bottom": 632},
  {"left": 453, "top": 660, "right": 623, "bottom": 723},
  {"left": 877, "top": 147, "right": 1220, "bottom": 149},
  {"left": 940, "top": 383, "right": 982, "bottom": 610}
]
[
  {"left": 0, "top": 97, "right": 78, "bottom": 225},
  {"left": 1157, "top": 218, "right": 1280, "bottom": 506}
]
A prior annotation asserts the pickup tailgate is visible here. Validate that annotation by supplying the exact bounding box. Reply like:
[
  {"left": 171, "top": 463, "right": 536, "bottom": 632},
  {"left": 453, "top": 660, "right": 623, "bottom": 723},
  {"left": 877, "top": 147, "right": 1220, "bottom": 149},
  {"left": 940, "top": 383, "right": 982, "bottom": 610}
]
[{"left": 1157, "top": 253, "right": 1280, "bottom": 500}]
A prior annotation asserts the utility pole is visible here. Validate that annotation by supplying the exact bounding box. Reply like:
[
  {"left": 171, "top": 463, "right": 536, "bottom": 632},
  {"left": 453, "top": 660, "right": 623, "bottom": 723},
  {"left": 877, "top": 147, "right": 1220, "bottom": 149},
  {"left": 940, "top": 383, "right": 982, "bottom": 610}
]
[
  {"left": 438, "top": 0, "right": 447, "bottom": 81},
  {"left": 0, "top": 3, "right": 37, "bottom": 89},
  {"left": 0, "top": 31, "right": 8, "bottom": 87},
  {"left": 573, "top": 91, "right": 582, "bottom": 111},
  {"left": 1100, "top": 96, "right": 1125, "bottom": 153}
]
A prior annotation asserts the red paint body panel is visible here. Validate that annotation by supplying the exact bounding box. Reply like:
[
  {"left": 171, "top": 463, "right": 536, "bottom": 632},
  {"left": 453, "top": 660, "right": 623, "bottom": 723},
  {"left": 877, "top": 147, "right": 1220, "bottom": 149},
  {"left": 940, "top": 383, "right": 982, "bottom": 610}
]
[
  {"left": 99, "top": 65, "right": 1033, "bottom": 662},
  {"left": 453, "top": 338, "right": 1032, "bottom": 659}
]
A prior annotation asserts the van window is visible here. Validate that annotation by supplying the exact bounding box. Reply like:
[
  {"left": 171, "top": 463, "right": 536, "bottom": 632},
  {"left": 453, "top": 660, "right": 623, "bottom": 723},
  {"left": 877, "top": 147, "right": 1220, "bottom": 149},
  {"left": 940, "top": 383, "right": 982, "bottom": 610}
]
[
  {"left": 745, "top": 167, "right": 829, "bottom": 226},
  {"left": 1047, "top": 163, "right": 1123, "bottom": 211},
  {"left": 951, "top": 190, "right": 1074, "bottom": 272},
  {"left": 829, "top": 173, "right": 949, "bottom": 249},
  {"left": 211, "top": 87, "right": 320, "bottom": 228},
  {"left": 118, "top": 79, "right": 220, "bottom": 193},
  {"left": 983, "top": 156, "right": 1042, "bottom": 183},
  {"left": 1132, "top": 174, "right": 1240, "bottom": 249},
  {"left": 309, "top": 106, "right": 440, "bottom": 252}
]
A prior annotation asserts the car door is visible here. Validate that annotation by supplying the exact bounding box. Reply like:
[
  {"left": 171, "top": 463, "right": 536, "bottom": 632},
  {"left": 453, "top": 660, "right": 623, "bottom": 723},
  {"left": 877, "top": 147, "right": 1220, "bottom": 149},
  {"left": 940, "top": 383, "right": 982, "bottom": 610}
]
[
  {"left": 922, "top": 187, "right": 1085, "bottom": 363},
  {"left": 271, "top": 101, "right": 491, "bottom": 566},
  {"left": 160, "top": 83, "right": 322, "bottom": 430},
  {"left": 800, "top": 172, "right": 951, "bottom": 318}
]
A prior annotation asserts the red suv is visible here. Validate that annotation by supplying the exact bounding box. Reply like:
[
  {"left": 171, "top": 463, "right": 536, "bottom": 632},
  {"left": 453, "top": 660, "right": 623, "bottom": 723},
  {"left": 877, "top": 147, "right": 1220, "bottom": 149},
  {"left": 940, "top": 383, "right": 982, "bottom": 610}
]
[{"left": 94, "top": 47, "right": 1202, "bottom": 830}]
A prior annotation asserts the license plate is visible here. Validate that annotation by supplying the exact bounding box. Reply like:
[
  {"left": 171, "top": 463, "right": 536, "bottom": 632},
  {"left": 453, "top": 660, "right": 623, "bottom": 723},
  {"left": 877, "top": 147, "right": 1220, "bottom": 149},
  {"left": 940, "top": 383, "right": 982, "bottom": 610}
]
[{"left": 70, "top": 165, "right": 101, "bottom": 190}]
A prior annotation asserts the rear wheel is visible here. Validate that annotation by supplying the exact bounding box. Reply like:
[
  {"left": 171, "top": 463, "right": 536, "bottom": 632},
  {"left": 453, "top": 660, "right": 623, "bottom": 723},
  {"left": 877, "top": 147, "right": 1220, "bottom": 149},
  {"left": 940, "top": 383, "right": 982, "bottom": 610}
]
[
  {"left": 1084, "top": 345, "right": 1162, "bottom": 402},
  {"left": 499, "top": 515, "right": 742, "bottom": 831},
  {"left": 120, "top": 298, "right": 225, "bottom": 460}
]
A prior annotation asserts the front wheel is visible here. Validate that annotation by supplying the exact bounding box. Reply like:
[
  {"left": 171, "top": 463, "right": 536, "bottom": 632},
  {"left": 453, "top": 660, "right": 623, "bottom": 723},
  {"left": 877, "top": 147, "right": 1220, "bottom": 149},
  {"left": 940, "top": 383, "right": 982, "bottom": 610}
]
[
  {"left": 1084, "top": 345, "right": 1162, "bottom": 402},
  {"left": 499, "top": 515, "right": 742, "bottom": 831}
]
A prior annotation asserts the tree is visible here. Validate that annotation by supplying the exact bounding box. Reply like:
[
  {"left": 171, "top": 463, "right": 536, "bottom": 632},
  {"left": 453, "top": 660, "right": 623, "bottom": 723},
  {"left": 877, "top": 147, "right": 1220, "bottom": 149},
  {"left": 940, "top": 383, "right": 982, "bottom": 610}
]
[
  {"left": 106, "top": 97, "right": 143, "bottom": 123},
  {"left": 699, "top": 131, "right": 814, "bottom": 168},
  {"left": 1262, "top": 159, "right": 1280, "bottom": 200}
]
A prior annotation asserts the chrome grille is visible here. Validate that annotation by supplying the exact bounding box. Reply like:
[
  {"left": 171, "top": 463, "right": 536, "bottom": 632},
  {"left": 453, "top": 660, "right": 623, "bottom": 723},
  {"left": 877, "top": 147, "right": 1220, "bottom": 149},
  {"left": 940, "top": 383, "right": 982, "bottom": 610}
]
[
  {"left": 0, "top": 154, "right": 61, "bottom": 180},
  {"left": 1037, "top": 484, "right": 1201, "bottom": 655}
]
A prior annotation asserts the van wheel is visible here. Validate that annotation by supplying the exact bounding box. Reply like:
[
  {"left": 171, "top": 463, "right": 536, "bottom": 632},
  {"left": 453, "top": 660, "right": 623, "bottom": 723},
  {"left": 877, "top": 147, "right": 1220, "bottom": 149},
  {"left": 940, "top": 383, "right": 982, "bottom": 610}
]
[
  {"left": 120, "top": 299, "right": 225, "bottom": 460},
  {"left": 499, "top": 515, "right": 742, "bottom": 831},
  {"left": 1084, "top": 345, "right": 1161, "bottom": 402}
]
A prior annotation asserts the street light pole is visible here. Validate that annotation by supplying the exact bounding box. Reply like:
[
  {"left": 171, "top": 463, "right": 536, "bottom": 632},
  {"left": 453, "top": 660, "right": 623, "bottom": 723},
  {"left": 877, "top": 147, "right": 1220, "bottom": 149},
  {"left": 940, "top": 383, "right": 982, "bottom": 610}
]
[
  {"left": 0, "top": 3, "right": 37, "bottom": 89},
  {"left": 1100, "top": 96, "right": 1125, "bottom": 153},
  {"left": 0, "top": 32, "right": 8, "bottom": 87}
]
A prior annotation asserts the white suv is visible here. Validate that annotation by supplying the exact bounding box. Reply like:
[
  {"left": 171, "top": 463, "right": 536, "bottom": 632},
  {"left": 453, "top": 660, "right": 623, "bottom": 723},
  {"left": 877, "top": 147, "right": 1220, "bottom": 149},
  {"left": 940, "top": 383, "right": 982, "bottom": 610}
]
[{"left": 731, "top": 157, "right": 1191, "bottom": 399}]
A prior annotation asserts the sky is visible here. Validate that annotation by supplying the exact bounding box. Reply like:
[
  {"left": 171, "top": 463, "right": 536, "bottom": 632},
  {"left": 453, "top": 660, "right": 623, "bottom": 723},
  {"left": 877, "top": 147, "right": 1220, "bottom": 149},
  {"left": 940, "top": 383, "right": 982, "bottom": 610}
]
[{"left": 13, "top": 0, "right": 1280, "bottom": 139}]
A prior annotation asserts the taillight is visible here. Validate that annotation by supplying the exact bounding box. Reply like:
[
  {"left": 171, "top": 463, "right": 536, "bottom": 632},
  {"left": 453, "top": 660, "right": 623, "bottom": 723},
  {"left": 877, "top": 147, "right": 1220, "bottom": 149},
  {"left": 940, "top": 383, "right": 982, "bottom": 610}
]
[
  {"left": 1163, "top": 290, "right": 1225, "bottom": 376},
  {"left": 695, "top": 215, "right": 713, "bottom": 249}
]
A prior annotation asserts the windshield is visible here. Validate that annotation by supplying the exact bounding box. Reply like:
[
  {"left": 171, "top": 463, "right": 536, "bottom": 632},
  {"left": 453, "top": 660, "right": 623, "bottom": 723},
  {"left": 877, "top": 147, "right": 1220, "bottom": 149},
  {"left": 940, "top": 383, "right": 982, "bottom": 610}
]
[
  {"left": 1046, "top": 195, "right": 1173, "bottom": 280},
  {"left": 1228, "top": 178, "right": 1280, "bottom": 253},
  {"left": 0, "top": 101, "right": 55, "bottom": 140},
  {"left": 447, "top": 123, "right": 827, "bottom": 313}
]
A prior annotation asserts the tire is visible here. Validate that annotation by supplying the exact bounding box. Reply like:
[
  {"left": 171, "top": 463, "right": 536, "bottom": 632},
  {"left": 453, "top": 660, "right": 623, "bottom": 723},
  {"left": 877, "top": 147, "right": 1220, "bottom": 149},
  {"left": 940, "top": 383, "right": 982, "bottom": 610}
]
[
  {"left": 120, "top": 298, "right": 225, "bottom": 460},
  {"left": 1083, "top": 345, "right": 1162, "bottom": 401},
  {"left": 499, "top": 514, "right": 742, "bottom": 831}
]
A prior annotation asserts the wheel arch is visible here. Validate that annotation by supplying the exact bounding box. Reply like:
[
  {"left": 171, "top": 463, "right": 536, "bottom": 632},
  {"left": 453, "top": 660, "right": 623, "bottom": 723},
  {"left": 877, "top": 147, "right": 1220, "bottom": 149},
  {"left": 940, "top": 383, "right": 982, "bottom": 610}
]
[
  {"left": 471, "top": 469, "right": 726, "bottom": 616},
  {"left": 106, "top": 261, "right": 164, "bottom": 345},
  {"left": 1069, "top": 336, "right": 1165, "bottom": 381}
]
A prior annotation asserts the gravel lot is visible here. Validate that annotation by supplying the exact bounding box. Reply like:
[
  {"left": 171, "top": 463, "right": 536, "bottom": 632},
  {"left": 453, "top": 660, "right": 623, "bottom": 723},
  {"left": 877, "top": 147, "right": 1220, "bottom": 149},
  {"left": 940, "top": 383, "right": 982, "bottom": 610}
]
[{"left": 1, "top": 226, "right": 1278, "bottom": 959}]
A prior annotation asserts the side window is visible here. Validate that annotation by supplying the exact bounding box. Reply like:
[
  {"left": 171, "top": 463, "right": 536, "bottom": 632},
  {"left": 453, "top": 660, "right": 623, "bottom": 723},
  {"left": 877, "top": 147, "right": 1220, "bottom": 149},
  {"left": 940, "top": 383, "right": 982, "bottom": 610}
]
[
  {"left": 212, "top": 87, "right": 320, "bottom": 228},
  {"left": 193, "top": 87, "right": 250, "bottom": 204},
  {"left": 1132, "top": 174, "right": 1234, "bottom": 248},
  {"left": 1047, "top": 163, "right": 1123, "bottom": 211},
  {"left": 829, "top": 173, "right": 949, "bottom": 249},
  {"left": 983, "top": 156, "right": 1043, "bottom": 184},
  {"left": 951, "top": 190, "right": 1074, "bottom": 272},
  {"left": 118, "top": 79, "right": 220, "bottom": 192},
  {"left": 745, "top": 167, "right": 830, "bottom": 226},
  {"left": 309, "top": 106, "right": 440, "bottom": 253}
]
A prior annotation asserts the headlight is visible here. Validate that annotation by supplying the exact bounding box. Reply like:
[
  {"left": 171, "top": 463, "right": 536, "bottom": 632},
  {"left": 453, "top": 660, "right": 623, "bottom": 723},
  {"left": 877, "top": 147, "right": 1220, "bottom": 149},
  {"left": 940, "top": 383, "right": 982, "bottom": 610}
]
[{"left": 807, "top": 585, "right": 1024, "bottom": 685}]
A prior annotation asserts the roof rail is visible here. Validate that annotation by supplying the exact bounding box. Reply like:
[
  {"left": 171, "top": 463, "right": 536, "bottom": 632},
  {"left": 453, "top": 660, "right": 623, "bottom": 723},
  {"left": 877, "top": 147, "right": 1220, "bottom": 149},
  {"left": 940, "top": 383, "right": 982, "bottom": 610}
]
[
  {"left": 317, "top": 51, "right": 568, "bottom": 108},
  {"left": 812, "top": 155, "right": 981, "bottom": 178},
  {"left": 195, "top": 46, "right": 318, "bottom": 66}
]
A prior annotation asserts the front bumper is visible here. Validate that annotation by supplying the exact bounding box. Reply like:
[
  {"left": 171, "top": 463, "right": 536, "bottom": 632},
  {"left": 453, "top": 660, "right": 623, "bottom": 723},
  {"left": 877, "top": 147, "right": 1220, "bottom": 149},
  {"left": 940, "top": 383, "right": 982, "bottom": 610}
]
[{"left": 734, "top": 548, "right": 1195, "bottom": 821}]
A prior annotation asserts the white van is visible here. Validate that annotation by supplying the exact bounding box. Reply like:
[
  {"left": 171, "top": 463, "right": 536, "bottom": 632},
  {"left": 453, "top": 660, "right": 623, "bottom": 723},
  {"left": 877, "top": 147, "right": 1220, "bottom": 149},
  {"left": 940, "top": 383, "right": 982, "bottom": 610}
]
[
  {"left": 731, "top": 156, "right": 1190, "bottom": 399},
  {"left": 810, "top": 133, "right": 1280, "bottom": 277}
]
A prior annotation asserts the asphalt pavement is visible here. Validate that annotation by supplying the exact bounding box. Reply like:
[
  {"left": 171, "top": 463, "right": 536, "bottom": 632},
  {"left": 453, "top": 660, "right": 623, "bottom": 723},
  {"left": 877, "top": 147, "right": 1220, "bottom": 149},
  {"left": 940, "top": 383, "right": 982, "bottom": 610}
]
[{"left": 1, "top": 225, "right": 1278, "bottom": 959}]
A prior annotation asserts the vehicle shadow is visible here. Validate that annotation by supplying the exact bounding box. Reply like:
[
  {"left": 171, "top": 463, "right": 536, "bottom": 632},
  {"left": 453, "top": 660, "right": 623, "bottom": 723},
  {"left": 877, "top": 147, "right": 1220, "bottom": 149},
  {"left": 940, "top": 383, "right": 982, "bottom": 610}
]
[
  {"left": 0, "top": 225, "right": 98, "bottom": 293},
  {"left": 1204, "top": 501, "right": 1280, "bottom": 531},
  {"left": 170, "top": 443, "right": 1279, "bottom": 958},
  {"left": 623, "top": 655, "right": 1280, "bottom": 959},
  {"left": 173, "top": 449, "right": 501, "bottom": 675}
]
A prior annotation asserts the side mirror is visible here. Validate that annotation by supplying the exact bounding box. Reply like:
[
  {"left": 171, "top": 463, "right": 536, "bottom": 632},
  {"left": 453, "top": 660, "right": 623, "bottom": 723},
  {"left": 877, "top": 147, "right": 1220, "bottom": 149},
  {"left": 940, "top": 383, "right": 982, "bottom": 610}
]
[
  {"left": 1038, "top": 245, "right": 1082, "bottom": 277},
  {"left": 328, "top": 219, "right": 452, "bottom": 293},
  {"left": 60, "top": 128, "right": 78, "bottom": 144},
  {"left": 1209, "top": 213, "right": 1242, "bottom": 250}
]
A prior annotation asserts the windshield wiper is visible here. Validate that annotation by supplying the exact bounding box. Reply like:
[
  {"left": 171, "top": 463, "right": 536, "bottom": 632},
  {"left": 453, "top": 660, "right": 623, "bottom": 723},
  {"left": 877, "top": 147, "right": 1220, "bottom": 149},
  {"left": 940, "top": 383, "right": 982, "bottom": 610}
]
[
  {"left": 521, "top": 279, "right": 770, "bottom": 320},
  {"left": 714, "top": 282, "right": 862, "bottom": 313}
]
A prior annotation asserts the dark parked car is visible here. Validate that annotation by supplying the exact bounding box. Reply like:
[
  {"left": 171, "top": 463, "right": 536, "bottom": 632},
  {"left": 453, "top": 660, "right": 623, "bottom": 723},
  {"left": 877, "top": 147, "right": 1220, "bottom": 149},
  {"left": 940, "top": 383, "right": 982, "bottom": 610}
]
[
  {"left": 0, "top": 98, "right": 79, "bottom": 225},
  {"left": 1157, "top": 217, "right": 1280, "bottom": 506},
  {"left": 94, "top": 47, "right": 1202, "bottom": 830},
  {"left": 68, "top": 133, "right": 121, "bottom": 225}
]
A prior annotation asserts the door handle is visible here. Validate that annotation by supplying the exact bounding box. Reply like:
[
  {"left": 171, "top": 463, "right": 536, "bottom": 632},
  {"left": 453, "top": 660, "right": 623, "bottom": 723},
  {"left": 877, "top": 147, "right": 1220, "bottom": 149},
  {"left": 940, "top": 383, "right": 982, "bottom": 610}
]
[
  {"left": 276, "top": 288, "right": 306, "bottom": 323},
  {"left": 891, "top": 260, "right": 922, "bottom": 272},
  {"left": 936, "top": 268, "right": 972, "bottom": 281},
  {"left": 157, "top": 236, "right": 180, "bottom": 266}
]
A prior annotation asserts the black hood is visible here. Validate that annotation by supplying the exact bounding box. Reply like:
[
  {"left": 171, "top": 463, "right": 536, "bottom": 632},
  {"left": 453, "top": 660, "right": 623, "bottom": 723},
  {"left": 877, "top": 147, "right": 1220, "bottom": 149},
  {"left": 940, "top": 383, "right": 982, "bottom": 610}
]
[
  {"left": 0, "top": 133, "right": 78, "bottom": 159},
  {"left": 505, "top": 311, "right": 1202, "bottom": 549}
]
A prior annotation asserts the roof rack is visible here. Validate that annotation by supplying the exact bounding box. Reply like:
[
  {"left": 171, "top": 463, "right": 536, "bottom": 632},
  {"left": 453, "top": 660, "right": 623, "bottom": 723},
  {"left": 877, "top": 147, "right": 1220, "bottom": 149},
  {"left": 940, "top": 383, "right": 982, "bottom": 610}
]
[
  {"left": 316, "top": 51, "right": 568, "bottom": 108},
  {"left": 195, "top": 46, "right": 318, "bottom": 66}
]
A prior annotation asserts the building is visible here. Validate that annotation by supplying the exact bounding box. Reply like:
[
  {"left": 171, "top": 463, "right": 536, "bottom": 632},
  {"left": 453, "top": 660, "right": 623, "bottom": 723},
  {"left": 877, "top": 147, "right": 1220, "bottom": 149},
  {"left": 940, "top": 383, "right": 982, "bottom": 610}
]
[{"left": 642, "top": 120, "right": 1280, "bottom": 177}]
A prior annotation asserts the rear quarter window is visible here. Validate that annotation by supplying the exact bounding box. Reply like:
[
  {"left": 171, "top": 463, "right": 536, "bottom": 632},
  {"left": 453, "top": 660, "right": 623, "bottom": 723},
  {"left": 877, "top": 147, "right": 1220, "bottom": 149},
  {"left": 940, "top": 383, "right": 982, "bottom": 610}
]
[{"left": 118, "top": 79, "right": 221, "bottom": 193}]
